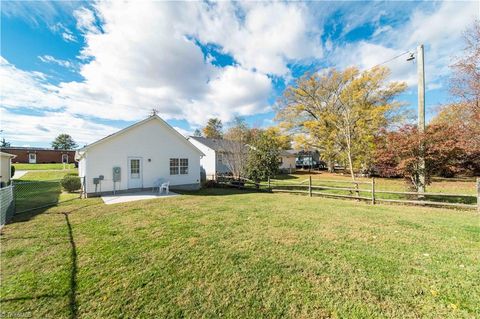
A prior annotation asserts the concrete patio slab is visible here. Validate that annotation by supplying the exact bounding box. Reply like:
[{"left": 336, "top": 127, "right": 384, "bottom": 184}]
[{"left": 101, "top": 191, "right": 180, "bottom": 205}]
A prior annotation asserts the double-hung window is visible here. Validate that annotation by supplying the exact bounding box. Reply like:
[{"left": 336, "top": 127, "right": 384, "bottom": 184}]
[{"left": 170, "top": 158, "right": 188, "bottom": 175}]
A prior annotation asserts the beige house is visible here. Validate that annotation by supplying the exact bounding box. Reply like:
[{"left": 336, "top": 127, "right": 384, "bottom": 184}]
[
  {"left": 279, "top": 150, "right": 297, "bottom": 173},
  {"left": 0, "top": 151, "right": 16, "bottom": 187}
]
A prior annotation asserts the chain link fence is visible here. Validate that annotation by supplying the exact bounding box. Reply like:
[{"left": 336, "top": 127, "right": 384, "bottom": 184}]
[
  {"left": 13, "top": 180, "right": 81, "bottom": 214},
  {"left": 0, "top": 186, "right": 15, "bottom": 227}
]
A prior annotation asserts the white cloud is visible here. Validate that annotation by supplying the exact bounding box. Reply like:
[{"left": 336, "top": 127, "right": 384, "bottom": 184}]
[
  {"left": 0, "top": 57, "right": 65, "bottom": 110},
  {"left": 0, "top": 109, "right": 118, "bottom": 146},
  {"left": 194, "top": 2, "right": 323, "bottom": 76},
  {"left": 38, "top": 55, "right": 73, "bottom": 68},
  {"left": 331, "top": 1, "right": 479, "bottom": 90}
]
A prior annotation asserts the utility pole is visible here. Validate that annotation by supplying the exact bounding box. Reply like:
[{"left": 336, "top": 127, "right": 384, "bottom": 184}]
[{"left": 417, "top": 44, "right": 426, "bottom": 195}]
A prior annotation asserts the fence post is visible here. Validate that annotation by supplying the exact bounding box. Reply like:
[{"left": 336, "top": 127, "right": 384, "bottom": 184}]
[
  {"left": 371, "top": 177, "right": 375, "bottom": 205},
  {"left": 309, "top": 176, "right": 312, "bottom": 197},
  {"left": 477, "top": 177, "right": 480, "bottom": 214},
  {"left": 268, "top": 176, "right": 271, "bottom": 190}
]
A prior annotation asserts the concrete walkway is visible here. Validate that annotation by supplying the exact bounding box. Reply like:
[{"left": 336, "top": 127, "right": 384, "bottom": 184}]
[
  {"left": 101, "top": 191, "right": 180, "bottom": 205},
  {"left": 12, "top": 170, "right": 28, "bottom": 179}
]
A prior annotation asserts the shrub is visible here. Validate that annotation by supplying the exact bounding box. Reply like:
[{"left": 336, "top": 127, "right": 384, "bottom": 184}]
[
  {"left": 203, "top": 180, "right": 217, "bottom": 188},
  {"left": 11, "top": 165, "right": 15, "bottom": 178},
  {"left": 66, "top": 172, "right": 78, "bottom": 176},
  {"left": 61, "top": 175, "right": 81, "bottom": 192}
]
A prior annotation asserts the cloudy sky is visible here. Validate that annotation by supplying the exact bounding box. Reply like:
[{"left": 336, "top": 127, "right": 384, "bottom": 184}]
[{"left": 1, "top": 1, "right": 478, "bottom": 147}]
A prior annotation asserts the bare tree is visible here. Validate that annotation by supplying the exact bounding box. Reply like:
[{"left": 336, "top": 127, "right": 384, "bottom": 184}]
[{"left": 221, "top": 140, "right": 248, "bottom": 179}]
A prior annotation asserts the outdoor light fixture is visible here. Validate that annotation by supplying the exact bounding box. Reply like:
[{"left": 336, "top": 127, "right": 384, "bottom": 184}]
[{"left": 406, "top": 52, "right": 415, "bottom": 61}]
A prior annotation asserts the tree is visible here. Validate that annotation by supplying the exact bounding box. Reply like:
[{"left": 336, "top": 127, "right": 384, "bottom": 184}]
[
  {"left": 277, "top": 66, "right": 407, "bottom": 180},
  {"left": 51, "top": 134, "right": 78, "bottom": 150},
  {"left": 222, "top": 140, "right": 248, "bottom": 179},
  {"left": 374, "top": 123, "right": 470, "bottom": 190},
  {"left": 264, "top": 127, "right": 292, "bottom": 150},
  {"left": 0, "top": 138, "right": 10, "bottom": 147},
  {"left": 450, "top": 20, "right": 480, "bottom": 108},
  {"left": 224, "top": 117, "right": 251, "bottom": 143},
  {"left": 193, "top": 129, "right": 202, "bottom": 137},
  {"left": 202, "top": 118, "right": 223, "bottom": 139},
  {"left": 246, "top": 132, "right": 280, "bottom": 181}
]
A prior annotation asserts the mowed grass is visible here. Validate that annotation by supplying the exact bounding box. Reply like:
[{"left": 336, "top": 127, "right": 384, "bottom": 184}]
[
  {"left": 1, "top": 189, "right": 479, "bottom": 318},
  {"left": 13, "top": 163, "right": 75, "bottom": 170},
  {"left": 14, "top": 169, "right": 80, "bottom": 212}
]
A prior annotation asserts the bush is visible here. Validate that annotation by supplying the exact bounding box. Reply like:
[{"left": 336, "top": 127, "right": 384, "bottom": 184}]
[
  {"left": 11, "top": 165, "right": 15, "bottom": 178},
  {"left": 203, "top": 180, "right": 217, "bottom": 188},
  {"left": 61, "top": 175, "right": 81, "bottom": 192},
  {"left": 66, "top": 172, "right": 78, "bottom": 176}
]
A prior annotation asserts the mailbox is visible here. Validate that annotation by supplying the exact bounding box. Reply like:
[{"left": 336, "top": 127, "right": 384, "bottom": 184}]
[{"left": 113, "top": 167, "right": 121, "bottom": 182}]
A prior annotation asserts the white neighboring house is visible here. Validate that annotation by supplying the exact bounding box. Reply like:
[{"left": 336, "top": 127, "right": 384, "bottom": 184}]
[
  {"left": 279, "top": 150, "right": 297, "bottom": 173},
  {"left": 0, "top": 152, "right": 16, "bottom": 187},
  {"left": 188, "top": 136, "right": 245, "bottom": 179},
  {"left": 76, "top": 115, "right": 204, "bottom": 196}
]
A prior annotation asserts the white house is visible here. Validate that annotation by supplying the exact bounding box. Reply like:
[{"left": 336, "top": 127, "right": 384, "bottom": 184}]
[
  {"left": 76, "top": 115, "right": 204, "bottom": 196},
  {"left": 279, "top": 150, "right": 297, "bottom": 173},
  {"left": 0, "top": 151, "right": 16, "bottom": 187},
  {"left": 188, "top": 136, "right": 245, "bottom": 179}
]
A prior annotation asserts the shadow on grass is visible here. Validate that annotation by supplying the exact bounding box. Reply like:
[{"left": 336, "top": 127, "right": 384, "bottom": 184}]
[
  {"left": 10, "top": 198, "right": 79, "bottom": 225},
  {"left": 62, "top": 212, "right": 78, "bottom": 319}
]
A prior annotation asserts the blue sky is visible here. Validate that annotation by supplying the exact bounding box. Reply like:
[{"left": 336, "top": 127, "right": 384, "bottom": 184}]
[{"left": 1, "top": 1, "right": 478, "bottom": 147}]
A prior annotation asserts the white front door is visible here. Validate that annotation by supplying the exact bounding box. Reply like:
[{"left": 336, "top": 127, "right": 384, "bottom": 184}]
[
  {"left": 128, "top": 157, "right": 143, "bottom": 189},
  {"left": 29, "top": 153, "right": 36, "bottom": 164}
]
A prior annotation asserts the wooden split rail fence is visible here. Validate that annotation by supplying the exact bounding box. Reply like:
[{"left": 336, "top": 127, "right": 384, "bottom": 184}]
[{"left": 213, "top": 175, "right": 480, "bottom": 212}]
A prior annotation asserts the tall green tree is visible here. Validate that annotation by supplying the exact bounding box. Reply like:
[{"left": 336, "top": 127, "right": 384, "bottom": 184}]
[
  {"left": 277, "top": 66, "right": 406, "bottom": 180},
  {"left": 51, "top": 134, "right": 78, "bottom": 150},
  {"left": 0, "top": 138, "right": 11, "bottom": 147},
  {"left": 193, "top": 129, "right": 202, "bottom": 137},
  {"left": 202, "top": 118, "right": 223, "bottom": 139},
  {"left": 246, "top": 132, "right": 280, "bottom": 181}
]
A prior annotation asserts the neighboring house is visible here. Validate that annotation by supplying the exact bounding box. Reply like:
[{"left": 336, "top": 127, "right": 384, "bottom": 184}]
[
  {"left": 1, "top": 147, "right": 75, "bottom": 164},
  {"left": 279, "top": 150, "right": 297, "bottom": 173},
  {"left": 0, "top": 151, "right": 16, "bottom": 187},
  {"left": 76, "top": 115, "right": 204, "bottom": 196},
  {"left": 188, "top": 136, "right": 246, "bottom": 179}
]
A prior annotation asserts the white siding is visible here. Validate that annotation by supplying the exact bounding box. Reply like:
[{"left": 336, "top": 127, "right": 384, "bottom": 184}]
[
  {"left": 82, "top": 118, "right": 201, "bottom": 194},
  {"left": 189, "top": 139, "right": 216, "bottom": 177},
  {"left": 279, "top": 156, "right": 296, "bottom": 172},
  {"left": 0, "top": 155, "right": 12, "bottom": 184}
]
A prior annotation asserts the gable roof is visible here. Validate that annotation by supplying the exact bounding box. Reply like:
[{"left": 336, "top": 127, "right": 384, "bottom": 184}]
[
  {"left": 188, "top": 136, "right": 247, "bottom": 152},
  {"left": 0, "top": 151, "right": 16, "bottom": 158},
  {"left": 78, "top": 115, "right": 204, "bottom": 156}
]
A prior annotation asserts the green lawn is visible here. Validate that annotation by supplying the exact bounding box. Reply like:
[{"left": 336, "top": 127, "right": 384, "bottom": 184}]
[
  {"left": 13, "top": 169, "right": 79, "bottom": 213},
  {"left": 18, "top": 169, "right": 78, "bottom": 181},
  {"left": 1, "top": 189, "right": 478, "bottom": 318},
  {"left": 13, "top": 163, "right": 76, "bottom": 170}
]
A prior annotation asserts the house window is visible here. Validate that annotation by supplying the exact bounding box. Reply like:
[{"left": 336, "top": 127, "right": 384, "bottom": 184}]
[
  {"left": 170, "top": 158, "right": 188, "bottom": 175},
  {"left": 130, "top": 159, "right": 140, "bottom": 178},
  {"left": 170, "top": 158, "right": 179, "bottom": 175},
  {"left": 180, "top": 158, "right": 188, "bottom": 175}
]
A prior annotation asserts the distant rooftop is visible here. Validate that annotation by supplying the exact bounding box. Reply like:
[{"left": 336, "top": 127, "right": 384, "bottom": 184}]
[
  {"left": 189, "top": 136, "right": 247, "bottom": 152},
  {"left": 0, "top": 146, "right": 76, "bottom": 151}
]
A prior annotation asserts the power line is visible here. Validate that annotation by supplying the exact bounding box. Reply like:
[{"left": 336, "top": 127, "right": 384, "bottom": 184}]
[{"left": 365, "top": 50, "right": 413, "bottom": 71}]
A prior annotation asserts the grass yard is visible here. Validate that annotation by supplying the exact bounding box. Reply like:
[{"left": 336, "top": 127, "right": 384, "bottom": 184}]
[
  {"left": 1, "top": 189, "right": 478, "bottom": 318},
  {"left": 13, "top": 169, "right": 80, "bottom": 213},
  {"left": 13, "top": 163, "right": 76, "bottom": 170},
  {"left": 18, "top": 169, "right": 78, "bottom": 181}
]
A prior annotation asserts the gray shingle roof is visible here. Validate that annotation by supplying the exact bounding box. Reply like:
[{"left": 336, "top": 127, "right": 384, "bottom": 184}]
[{"left": 189, "top": 136, "right": 247, "bottom": 152}]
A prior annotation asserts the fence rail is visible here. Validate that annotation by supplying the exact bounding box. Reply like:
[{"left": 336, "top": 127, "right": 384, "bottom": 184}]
[
  {"left": 270, "top": 176, "right": 479, "bottom": 211},
  {"left": 211, "top": 174, "right": 480, "bottom": 211}
]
